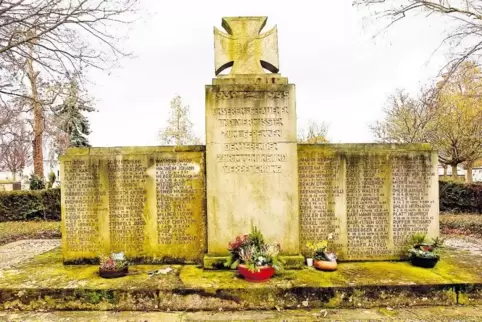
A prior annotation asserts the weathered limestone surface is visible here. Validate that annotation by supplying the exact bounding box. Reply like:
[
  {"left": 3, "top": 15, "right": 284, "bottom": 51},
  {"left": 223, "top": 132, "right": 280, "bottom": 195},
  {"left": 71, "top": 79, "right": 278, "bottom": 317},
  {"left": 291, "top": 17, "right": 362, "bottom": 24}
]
[
  {"left": 299, "top": 144, "right": 439, "bottom": 261},
  {"left": 205, "top": 77, "right": 300, "bottom": 256},
  {"left": 214, "top": 16, "right": 279, "bottom": 76},
  {"left": 60, "top": 146, "right": 206, "bottom": 264}
]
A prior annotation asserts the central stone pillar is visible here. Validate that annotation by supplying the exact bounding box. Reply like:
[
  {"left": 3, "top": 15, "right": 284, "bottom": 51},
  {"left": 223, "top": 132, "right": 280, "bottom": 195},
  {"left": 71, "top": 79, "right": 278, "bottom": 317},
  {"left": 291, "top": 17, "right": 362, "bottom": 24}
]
[
  {"left": 203, "top": 16, "right": 302, "bottom": 268},
  {"left": 204, "top": 75, "right": 301, "bottom": 267}
]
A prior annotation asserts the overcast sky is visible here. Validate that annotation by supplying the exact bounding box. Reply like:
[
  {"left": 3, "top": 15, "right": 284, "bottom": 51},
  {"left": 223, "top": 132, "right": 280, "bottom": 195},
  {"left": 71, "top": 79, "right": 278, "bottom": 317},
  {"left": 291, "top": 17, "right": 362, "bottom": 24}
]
[{"left": 86, "top": 0, "right": 451, "bottom": 147}]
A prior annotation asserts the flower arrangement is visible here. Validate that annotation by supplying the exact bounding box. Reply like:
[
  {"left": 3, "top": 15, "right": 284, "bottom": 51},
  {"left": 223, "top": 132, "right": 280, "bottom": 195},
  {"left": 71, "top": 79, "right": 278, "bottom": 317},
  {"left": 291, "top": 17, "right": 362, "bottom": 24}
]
[
  {"left": 407, "top": 233, "right": 443, "bottom": 268},
  {"left": 224, "top": 226, "right": 284, "bottom": 274},
  {"left": 99, "top": 252, "right": 128, "bottom": 278},
  {"left": 306, "top": 233, "right": 336, "bottom": 261},
  {"left": 305, "top": 233, "right": 337, "bottom": 271}
]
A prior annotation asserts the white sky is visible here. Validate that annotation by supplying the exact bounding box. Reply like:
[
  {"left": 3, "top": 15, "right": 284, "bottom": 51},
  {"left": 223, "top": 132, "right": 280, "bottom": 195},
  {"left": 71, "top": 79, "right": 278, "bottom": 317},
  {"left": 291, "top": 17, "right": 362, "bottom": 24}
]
[{"left": 86, "top": 0, "right": 451, "bottom": 147}]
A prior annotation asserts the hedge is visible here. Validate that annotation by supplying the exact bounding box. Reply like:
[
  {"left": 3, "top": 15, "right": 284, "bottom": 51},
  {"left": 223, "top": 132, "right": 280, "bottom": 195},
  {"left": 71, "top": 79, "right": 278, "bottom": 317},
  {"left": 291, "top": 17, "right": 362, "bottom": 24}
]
[
  {"left": 439, "top": 181, "right": 482, "bottom": 214},
  {"left": 0, "top": 188, "right": 61, "bottom": 222}
]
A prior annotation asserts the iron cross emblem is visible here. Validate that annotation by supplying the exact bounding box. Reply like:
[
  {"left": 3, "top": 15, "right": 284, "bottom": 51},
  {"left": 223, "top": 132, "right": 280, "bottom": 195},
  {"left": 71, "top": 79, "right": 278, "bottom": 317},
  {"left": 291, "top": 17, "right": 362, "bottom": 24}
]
[{"left": 214, "top": 17, "right": 279, "bottom": 76}]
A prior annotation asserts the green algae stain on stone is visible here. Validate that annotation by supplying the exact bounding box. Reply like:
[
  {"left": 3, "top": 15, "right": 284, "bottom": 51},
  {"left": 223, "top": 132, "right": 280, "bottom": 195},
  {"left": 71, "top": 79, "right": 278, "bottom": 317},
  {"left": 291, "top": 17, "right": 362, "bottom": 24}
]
[
  {"left": 2, "top": 246, "right": 482, "bottom": 311},
  {"left": 298, "top": 144, "right": 439, "bottom": 261},
  {"left": 205, "top": 79, "right": 300, "bottom": 259},
  {"left": 378, "top": 307, "right": 399, "bottom": 317},
  {"left": 61, "top": 147, "right": 206, "bottom": 264}
]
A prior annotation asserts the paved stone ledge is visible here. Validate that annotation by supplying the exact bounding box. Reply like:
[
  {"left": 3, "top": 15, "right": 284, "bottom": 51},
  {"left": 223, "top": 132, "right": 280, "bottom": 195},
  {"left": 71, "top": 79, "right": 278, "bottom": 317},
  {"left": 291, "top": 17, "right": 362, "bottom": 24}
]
[
  {"left": 2, "top": 306, "right": 482, "bottom": 321},
  {"left": 0, "top": 247, "right": 481, "bottom": 311}
]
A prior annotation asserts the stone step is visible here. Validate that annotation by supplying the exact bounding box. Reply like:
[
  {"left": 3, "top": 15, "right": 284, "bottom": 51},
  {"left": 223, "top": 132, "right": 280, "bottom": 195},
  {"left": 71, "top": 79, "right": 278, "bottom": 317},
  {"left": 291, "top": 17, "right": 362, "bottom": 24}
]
[
  {"left": 0, "top": 247, "right": 481, "bottom": 311},
  {"left": 2, "top": 306, "right": 482, "bottom": 321}
]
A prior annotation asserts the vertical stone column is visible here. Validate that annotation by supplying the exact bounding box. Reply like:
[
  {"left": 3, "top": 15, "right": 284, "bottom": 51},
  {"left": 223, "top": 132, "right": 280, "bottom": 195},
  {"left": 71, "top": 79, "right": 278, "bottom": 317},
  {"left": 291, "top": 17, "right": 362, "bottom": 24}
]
[{"left": 204, "top": 76, "right": 302, "bottom": 267}]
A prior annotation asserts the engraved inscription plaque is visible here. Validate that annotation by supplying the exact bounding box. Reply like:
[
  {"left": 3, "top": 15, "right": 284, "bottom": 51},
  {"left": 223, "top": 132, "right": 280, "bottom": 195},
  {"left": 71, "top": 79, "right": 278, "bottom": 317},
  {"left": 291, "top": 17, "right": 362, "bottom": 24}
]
[
  {"left": 299, "top": 151, "right": 345, "bottom": 256},
  {"left": 61, "top": 147, "right": 206, "bottom": 264},
  {"left": 206, "top": 81, "right": 300, "bottom": 255},
  {"left": 299, "top": 145, "right": 439, "bottom": 261},
  {"left": 346, "top": 155, "right": 391, "bottom": 259},
  {"left": 62, "top": 159, "right": 106, "bottom": 256},
  {"left": 107, "top": 159, "right": 147, "bottom": 254},
  {"left": 155, "top": 153, "right": 206, "bottom": 261}
]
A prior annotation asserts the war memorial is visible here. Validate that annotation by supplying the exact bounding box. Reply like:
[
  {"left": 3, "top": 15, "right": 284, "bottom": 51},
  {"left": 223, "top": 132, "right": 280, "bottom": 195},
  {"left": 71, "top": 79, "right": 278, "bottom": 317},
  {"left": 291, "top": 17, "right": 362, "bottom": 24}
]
[
  {"left": 60, "top": 16, "right": 439, "bottom": 266},
  {"left": 1, "top": 17, "right": 481, "bottom": 312}
]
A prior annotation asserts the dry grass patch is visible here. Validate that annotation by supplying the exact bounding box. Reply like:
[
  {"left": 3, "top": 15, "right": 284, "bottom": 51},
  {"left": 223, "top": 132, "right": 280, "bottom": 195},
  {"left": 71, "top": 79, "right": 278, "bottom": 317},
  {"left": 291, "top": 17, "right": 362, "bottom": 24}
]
[
  {"left": 0, "top": 221, "right": 60, "bottom": 246},
  {"left": 440, "top": 213, "right": 482, "bottom": 237}
]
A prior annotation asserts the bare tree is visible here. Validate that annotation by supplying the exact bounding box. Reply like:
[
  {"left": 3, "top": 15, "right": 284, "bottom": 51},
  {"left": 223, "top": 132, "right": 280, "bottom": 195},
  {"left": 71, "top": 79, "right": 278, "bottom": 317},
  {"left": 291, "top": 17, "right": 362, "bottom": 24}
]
[
  {"left": 298, "top": 120, "right": 330, "bottom": 143},
  {"left": 0, "top": 118, "right": 31, "bottom": 181},
  {"left": 431, "top": 62, "right": 482, "bottom": 180},
  {"left": 0, "top": 0, "right": 138, "bottom": 176},
  {"left": 371, "top": 62, "right": 482, "bottom": 182},
  {"left": 354, "top": 0, "right": 482, "bottom": 84},
  {"left": 0, "top": 0, "right": 137, "bottom": 78},
  {"left": 370, "top": 89, "right": 438, "bottom": 143},
  {"left": 0, "top": 102, "right": 21, "bottom": 133},
  {"left": 158, "top": 95, "right": 201, "bottom": 146}
]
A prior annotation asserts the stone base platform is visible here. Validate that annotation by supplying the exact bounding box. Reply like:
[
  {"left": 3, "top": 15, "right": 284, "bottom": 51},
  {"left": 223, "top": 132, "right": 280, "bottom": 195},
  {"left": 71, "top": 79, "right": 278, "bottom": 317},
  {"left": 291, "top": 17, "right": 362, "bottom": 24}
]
[{"left": 1, "top": 247, "right": 481, "bottom": 311}]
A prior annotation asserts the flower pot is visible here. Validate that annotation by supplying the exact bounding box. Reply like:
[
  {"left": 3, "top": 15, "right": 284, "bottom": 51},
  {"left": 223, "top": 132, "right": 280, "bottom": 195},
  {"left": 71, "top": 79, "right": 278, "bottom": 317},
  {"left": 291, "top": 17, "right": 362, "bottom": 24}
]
[
  {"left": 99, "top": 266, "right": 128, "bottom": 278},
  {"left": 314, "top": 259, "right": 337, "bottom": 271},
  {"left": 410, "top": 255, "right": 439, "bottom": 268},
  {"left": 306, "top": 258, "right": 314, "bottom": 267},
  {"left": 238, "top": 264, "right": 275, "bottom": 282}
]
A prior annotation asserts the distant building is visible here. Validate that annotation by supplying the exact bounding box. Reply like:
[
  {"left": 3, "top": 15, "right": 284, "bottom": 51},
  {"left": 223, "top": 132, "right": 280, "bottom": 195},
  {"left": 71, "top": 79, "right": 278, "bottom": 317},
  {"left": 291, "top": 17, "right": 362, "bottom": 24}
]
[
  {"left": 438, "top": 165, "right": 482, "bottom": 183},
  {"left": 0, "top": 160, "right": 60, "bottom": 190},
  {"left": 473, "top": 168, "right": 482, "bottom": 182},
  {"left": 0, "top": 180, "right": 21, "bottom": 191}
]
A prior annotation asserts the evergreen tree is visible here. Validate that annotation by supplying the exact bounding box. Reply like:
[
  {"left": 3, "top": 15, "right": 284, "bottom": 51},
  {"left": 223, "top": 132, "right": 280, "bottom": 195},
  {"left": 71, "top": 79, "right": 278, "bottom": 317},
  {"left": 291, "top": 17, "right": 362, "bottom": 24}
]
[{"left": 54, "top": 76, "right": 95, "bottom": 149}]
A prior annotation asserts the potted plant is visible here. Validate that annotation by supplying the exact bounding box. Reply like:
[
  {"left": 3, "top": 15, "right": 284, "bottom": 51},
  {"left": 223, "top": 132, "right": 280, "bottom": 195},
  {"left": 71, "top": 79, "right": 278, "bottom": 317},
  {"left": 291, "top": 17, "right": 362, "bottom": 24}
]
[
  {"left": 407, "top": 234, "right": 443, "bottom": 268},
  {"left": 306, "top": 234, "right": 337, "bottom": 271},
  {"left": 99, "top": 252, "right": 128, "bottom": 278},
  {"left": 224, "top": 226, "right": 284, "bottom": 282}
]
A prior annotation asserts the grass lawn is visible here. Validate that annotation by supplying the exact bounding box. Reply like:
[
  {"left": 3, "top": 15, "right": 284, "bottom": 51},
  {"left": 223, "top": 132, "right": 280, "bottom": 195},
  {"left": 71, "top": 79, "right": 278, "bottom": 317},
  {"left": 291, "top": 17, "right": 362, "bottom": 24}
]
[
  {"left": 0, "top": 221, "right": 60, "bottom": 246},
  {"left": 440, "top": 212, "right": 482, "bottom": 237}
]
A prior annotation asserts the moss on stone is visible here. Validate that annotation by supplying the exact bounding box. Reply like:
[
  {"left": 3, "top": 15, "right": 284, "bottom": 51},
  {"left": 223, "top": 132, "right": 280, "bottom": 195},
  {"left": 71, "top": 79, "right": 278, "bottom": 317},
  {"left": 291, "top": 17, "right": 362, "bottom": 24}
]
[
  {"left": 378, "top": 307, "right": 399, "bottom": 317},
  {"left": 279, "top": 255, "right": 305, "bottom": 269},
  {"left": 203, "top": 255, "right": 229, "bottom": 270},
  {"left": 0, "top": 248, "right": 184, "bottom": 290},
  {"left": 1, "top": 246, "right": 481, "bottom": 311}
]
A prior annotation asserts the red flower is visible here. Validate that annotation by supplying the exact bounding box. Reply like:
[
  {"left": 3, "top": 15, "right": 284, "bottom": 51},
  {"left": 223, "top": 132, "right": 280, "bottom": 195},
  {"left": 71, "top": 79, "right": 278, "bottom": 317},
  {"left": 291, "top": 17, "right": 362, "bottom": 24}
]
[{"left": 228, "top": 235, "right": 248, "bottom": 250}]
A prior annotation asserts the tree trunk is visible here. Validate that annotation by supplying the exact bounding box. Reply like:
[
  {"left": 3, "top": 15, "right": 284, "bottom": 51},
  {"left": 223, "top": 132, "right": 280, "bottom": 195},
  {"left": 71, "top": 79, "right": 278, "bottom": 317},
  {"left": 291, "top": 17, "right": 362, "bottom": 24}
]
[
  {"left": 27, "top": 38, "right": 43, "bottom": 177},
  {"left": 443, "top": 164, "right": 447, "bottom": 177},
  {"left": 451, "top": 164, "right": 458, "bottom": 181},
  {"left": 466, "top": 165, "right": 473, "bottom": 183}
]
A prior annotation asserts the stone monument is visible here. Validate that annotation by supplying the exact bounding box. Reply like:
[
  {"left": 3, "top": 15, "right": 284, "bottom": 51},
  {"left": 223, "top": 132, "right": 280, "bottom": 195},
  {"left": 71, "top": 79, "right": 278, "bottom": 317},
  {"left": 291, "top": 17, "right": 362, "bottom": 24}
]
[
  {"left": 204, "top": 16, "right": 302, "bottom": 266},
  {"left": 60, "top": 147, "right": 206, "bottom": 264},
  {"left": 60, "top": 16, "right": 439, "bottom": 267},
  {"left": 298, "top": 144, "right": 439, "bottom": 260}
]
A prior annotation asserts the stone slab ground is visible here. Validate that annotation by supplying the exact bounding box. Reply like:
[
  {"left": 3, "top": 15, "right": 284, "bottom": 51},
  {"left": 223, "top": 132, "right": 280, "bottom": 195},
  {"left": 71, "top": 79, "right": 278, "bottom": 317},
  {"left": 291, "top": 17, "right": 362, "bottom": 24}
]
[
  {"left": 0, "top": 239, "right": 60, "bottom": 270},
  {"left": 2, "top": 306, "right": 482, "bottom": 321},
  {"left": 1, "top": 243, "right": 481, "bottom": 311}
]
